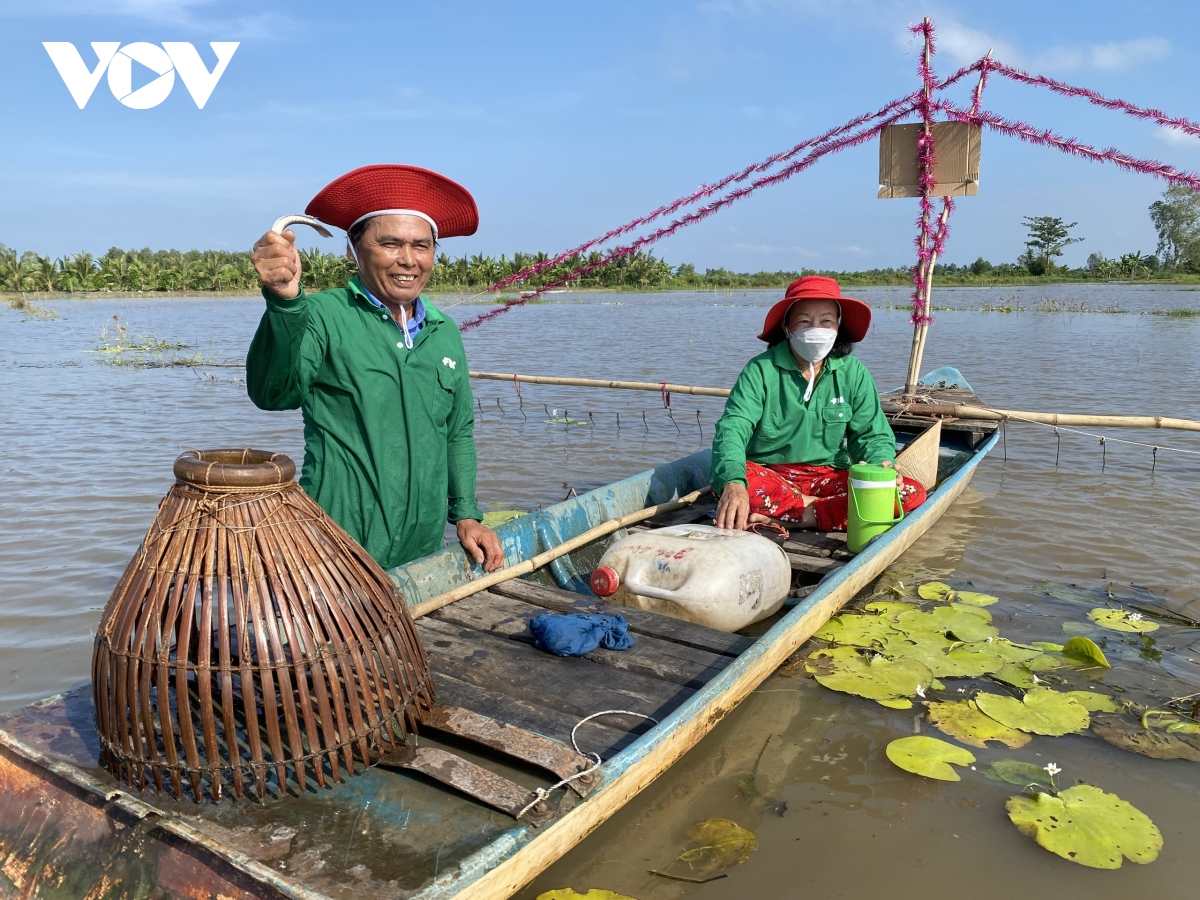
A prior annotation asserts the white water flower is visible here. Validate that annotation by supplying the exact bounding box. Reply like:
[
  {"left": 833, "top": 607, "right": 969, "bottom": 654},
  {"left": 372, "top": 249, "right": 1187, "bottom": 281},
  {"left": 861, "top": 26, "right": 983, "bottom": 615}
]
[
  {"left": 1128, "top": 612, "right": 1144, "bottom": 622},
  {"left": 1031, "top": 674, "right": 1042, "bottom": 684},
  {"left": 915, "top": 684, "right": 926, "bottom": 699},
  {"left": 1044, "top": 763, "right": 1062, "bottom": 777}
]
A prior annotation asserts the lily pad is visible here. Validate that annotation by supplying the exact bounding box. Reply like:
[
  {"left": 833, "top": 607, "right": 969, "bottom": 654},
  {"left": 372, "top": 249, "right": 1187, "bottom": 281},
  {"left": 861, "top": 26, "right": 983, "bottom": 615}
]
[
  {"left": 1087, "top": 608, "right": 1159, "bottom": 634},
  {"left": 864, "top": 600, "right": 915, "bottom": 615},
  {"left": 974, "top": 688, "right": 1090, "bottom": 736},
  {"left": 927, "top": 700, "right": 1032, "bottom": 749},
  {"left": 1006, "top": 785, "right": 1163, "bottom": 869},
  {"left": 538, "top": 892, "right": 638, "bottom": 900},
  {"left": 892, "top": 606, "right": 998, "bottom": 642},
  {"left": 1062, "top": 636, "right": 1111, "bottom": 668},
  {"left": 981, "top": 759, "right": 1054, "bottom": 788},
  {"left": 917, "top": 581, "right": 956, "bottom": 601},
  {"left": 882, "top": 635, "right": 1035, "bottom": 679},
  {"left": 480, "top": 509, "right": 526, "bottom": 528},
  {"left": 805, "top": 647, "right": 934, "bottom": 703},
  {"left": 672, "top": 818, "right": 757, "bottom": 878},
  {"left": 1031, "top": 641, "right": 1065, "bottom": 652},
  {"left": 814, "top": 614, "right": 897, "bottom": 648},
  {"left": 885, "top": 736, "right": 975, "bottom": 781},
  {"left": 1066, "top": 691, "right": 1121, "bottom": 713},
  {"left": 991, "top": 663, "right": 1040, "bottom": 689},
  {"left": 876, "top": 697, "right": 913, "bottom": 709},
  {"left": 916, "top": 581, "right": 999, "bottom": 606},
  {"left": 1091, "top": 714, "right": 1200, "bottom": 761}
]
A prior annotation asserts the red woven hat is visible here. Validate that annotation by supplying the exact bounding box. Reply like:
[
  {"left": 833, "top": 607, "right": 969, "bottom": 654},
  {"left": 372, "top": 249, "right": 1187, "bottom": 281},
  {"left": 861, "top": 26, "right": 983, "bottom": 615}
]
[
  {"left": 305, "top": 164, "right": 479, "bottom": 238},
  {"left": 758, "top": 275, "right": 872, "bottom": 344}
]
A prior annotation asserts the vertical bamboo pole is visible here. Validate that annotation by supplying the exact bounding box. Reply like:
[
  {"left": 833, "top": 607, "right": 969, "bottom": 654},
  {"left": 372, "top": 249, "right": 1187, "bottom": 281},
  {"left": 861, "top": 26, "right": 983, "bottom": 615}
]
[{"left": 904, "top": 18, "right": 935, "bottom": 396}]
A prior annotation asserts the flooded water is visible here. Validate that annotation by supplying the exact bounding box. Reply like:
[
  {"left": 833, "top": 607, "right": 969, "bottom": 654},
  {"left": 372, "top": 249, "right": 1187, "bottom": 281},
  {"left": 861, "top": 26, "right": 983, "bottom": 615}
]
[{"left": 3, "top": 285, "right": 1200, "bottom": 897}]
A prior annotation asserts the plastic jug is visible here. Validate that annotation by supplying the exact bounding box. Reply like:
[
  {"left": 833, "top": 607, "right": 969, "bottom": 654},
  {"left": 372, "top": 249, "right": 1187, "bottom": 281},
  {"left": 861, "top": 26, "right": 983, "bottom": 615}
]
[
  {"left": 846, "top": 463, "right": 904, "bottom": 553},
  {"left": 589, "top": 524, "right": 792, "bottom": 632}
]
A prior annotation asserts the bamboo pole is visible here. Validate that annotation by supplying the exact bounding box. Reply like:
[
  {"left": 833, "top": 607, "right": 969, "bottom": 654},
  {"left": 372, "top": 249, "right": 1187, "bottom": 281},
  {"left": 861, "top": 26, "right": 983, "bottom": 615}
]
[
  {"left": 466, "top": 370, "right": 1200, "bottom": 433},
  {"left": 469, "top": 370, "right": 731, "bottom": 397},
  {"left": 409, "top": 489, "right": 707, "bottom": 619},
  {"left": 904, "top": 18, "right": 937, "bottom": 397},
  {"left": 881, "top": 402, "right": 1200, "bottom": 433}
]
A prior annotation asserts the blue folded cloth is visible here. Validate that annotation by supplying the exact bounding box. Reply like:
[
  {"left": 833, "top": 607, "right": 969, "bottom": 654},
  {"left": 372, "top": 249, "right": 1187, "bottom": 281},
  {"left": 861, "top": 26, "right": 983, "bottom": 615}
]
[{"left": 528, "top": 612, "right": 635, "bottom": 657}]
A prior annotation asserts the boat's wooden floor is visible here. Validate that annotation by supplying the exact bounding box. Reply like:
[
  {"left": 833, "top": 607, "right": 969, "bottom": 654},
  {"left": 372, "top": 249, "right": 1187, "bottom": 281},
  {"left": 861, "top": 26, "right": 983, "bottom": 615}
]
[
  {"left": 420, "top": 502, "right": 847, "bottom": 760},
  {"left": 881, "top": 382, "right": 1000, "bottom": 447}
]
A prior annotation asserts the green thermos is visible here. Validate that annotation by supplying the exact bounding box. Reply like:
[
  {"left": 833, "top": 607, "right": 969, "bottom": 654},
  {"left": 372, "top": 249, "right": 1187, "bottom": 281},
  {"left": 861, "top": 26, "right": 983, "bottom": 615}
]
[{"left": 846, "top": 463, "right": 904, "bottom": 553}]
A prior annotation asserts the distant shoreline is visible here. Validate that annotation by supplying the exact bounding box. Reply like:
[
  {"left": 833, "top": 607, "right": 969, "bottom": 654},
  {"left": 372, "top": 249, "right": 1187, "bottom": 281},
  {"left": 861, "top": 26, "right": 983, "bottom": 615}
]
[{"left": 5, "top": 278, "right": 1200, "bottom": 303}]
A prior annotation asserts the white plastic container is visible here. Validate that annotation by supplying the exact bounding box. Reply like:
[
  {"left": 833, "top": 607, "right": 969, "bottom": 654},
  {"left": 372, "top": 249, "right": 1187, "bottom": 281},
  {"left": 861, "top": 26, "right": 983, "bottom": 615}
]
[{"left": 589, "top": 524, "right": 793, "bottom": 632}]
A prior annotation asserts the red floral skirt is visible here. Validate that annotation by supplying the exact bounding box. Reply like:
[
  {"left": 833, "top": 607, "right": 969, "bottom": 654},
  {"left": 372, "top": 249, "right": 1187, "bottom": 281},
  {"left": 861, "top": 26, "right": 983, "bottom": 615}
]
[{"left": 744, "top": 462, "right": 927, "bottom": 532}]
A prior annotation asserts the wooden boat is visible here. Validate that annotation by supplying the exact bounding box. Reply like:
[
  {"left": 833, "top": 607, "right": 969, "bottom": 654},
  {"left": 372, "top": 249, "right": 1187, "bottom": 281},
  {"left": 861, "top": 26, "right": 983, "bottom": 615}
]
[{"left": 0, "top": 369, "right": 996, "bottom": 900}]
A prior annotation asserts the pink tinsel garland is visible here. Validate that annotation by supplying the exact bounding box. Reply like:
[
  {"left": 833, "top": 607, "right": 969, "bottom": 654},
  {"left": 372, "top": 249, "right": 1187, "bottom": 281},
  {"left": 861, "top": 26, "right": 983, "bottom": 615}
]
[
  {"left": 990, "top": 60, "right": 1200, "bottom": 140},
  {"left": 460, "top": 102, "right": 919, "bottom": 331},
  {"left": 933, "top": 98, "right": 1200, "bottom": 192},
  {"left": 908, "top": 19, "right": 943, "bottom": 328}
]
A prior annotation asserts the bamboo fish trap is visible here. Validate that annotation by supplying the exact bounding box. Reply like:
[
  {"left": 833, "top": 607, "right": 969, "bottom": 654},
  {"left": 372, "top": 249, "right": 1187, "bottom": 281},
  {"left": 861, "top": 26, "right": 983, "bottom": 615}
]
[{"left": 92, "top": 449, "right": 435, "bottom": 802}]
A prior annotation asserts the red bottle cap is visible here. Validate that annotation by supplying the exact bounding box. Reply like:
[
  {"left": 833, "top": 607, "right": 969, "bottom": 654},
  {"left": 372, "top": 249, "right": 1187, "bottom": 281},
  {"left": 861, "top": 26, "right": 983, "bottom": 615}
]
[{"left": 590, "top": 566, "right": 620, "bottom": 597}]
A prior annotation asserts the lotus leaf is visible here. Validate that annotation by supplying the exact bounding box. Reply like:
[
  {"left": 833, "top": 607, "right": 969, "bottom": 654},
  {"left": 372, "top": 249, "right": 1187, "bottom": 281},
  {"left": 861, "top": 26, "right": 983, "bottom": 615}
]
[
  {"left": 673, "top": 818, "right": 758, "bottom": 878},
  {"left": 1061, "top": 636, "right": 1111, "bottom": 668},
  {"left": 1006, "top": 785, "right": 1163, "bottom": 869},
  {"left": 975, "top": 688, "right": 1090, "bottom": 736},
  {"left": 1091, "top": 714, "right": 1200, "bottom": 761},
  {"left": 814, "top": 614, "right": 896, "bottom": 648},
  {"left": 1032, "top": 641, "right": 1065, "bottom": 651},
  {"left": 538, "top": 892, "right": 639, "bottom": 900},
  {"left": 805, "top": 647, "right": 934, "bottom": 702},
  {"left": 981, "top": 759, "right": 1054, "bottom": 788},
  {"left": 927, "top": 700, "right": 1032, "bottom": 749},
  {"left": 1087, "top": 608, "right": 1160, "bottom": 634},
  {"left": 1066, "top": 691, "right": 1120, "bottom": 713},
  {"left": 917, "top": 581, "right": 956, "bottom": 601},
  {"left": 885, "top": 736, "right": 976, "bottom": 781},
  {"left": 991, "top": 663, "right": 1039, "bottom": 689}
]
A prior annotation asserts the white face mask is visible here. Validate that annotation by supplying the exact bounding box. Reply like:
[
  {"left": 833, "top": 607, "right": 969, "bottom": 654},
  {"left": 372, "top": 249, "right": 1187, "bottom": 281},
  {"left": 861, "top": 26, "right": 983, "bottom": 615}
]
[{"left": 788, "top": 327, "right": 838, "bottom": 363}]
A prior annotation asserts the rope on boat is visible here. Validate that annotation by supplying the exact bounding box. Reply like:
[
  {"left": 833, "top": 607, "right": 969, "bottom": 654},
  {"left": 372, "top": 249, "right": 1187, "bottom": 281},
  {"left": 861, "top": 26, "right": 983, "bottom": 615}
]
[{"left": 516, "top": 710, "right": 660, "bottom": 820}]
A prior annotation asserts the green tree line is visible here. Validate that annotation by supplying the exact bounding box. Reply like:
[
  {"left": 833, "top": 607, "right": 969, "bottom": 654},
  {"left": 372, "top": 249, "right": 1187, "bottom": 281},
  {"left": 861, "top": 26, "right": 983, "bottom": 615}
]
[{"left": 3, "top": 187, "right": 1198, "bottom": 295}]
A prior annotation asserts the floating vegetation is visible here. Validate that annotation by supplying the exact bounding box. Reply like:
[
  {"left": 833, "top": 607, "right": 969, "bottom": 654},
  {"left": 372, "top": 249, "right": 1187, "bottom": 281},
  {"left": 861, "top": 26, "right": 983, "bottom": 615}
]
[
  {"left": 981, "top": 759, "right": 1054, "bottom": 790},
  {"left": 1006, "top": 785, "right": 1162, "bottom": 869},
  {"left": 480, "top": 509, "right": 527, "bottom": 528},
  {"left": 1061, "top": 635, "right": 1110, "bottom": 668},
  {"left": 806, "top": 578, "right": 1193, "bottom": 870},
  {"left": 804, "top": 647, "right": 936, "bottom": 706},
  {"left": 1091, "top": 714, "right": 1200, "bottom": 761},
  {"left": 927, "top": 700, "right": 1031, "bottom": 749},
  {"left": 916, "top": 581, "right": 998, "bottom": 606},
  {"left": 1087, "top": 608, "right": 1160, "bottom": 634},
  {"left": 974, "top": 689, "right": 1091, "bottom": 737},
  {"left": 885, "top": 736, "right": 975, "bottom": 781},
  {"left": 650, "top": 818, "right": 757, "bottom": 883},
  {"left": 538, "top": 890, "right": 638, "bottom": 900}
]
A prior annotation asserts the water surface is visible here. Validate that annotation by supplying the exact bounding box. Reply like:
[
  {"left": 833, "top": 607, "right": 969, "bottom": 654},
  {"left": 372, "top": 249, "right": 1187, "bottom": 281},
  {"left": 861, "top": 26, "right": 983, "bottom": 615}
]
[{"left": 2, "top": 285, "right": 1199, "bottom": 898}]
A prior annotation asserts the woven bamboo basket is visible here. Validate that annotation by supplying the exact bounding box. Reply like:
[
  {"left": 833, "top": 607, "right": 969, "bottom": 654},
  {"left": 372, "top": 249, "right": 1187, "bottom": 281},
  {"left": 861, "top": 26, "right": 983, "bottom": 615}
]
[{"left": 92, "top": 448, "right": 435, "bottom": 801}]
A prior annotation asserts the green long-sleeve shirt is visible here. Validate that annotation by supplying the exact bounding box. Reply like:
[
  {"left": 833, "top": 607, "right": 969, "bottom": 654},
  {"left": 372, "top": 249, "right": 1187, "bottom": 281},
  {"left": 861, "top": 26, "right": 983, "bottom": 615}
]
[
  {"left": 246, "top": 277, "right": 483, "bottom": 570},
  {"left": 710, "top": 342, "right": 898, "bottom": 493}
]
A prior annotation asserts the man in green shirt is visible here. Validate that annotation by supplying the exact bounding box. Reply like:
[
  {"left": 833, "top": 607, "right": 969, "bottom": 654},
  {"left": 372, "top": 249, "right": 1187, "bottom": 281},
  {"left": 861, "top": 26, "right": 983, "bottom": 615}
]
[
  {"left": 246, "top": 164, "right": 503, "bottom": 572},
  {"left": 712, "top": 276, "right": 926, "bottom": 533}
]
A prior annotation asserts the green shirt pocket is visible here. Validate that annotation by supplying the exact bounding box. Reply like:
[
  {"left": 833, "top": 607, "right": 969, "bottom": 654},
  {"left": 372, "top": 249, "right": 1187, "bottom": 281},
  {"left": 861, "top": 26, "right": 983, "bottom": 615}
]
[
  {"left": 822, "top": 404, "right": 849, "bottom": 449},
  {"left": 432, "top": 364, "right": 456, "bottom": 427}
]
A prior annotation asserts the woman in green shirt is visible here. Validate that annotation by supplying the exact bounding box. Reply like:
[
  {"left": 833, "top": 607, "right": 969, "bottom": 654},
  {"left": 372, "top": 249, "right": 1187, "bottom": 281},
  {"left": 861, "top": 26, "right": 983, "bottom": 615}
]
[{"left": 711, "top": 276, "right": 926, "bottom": 533}]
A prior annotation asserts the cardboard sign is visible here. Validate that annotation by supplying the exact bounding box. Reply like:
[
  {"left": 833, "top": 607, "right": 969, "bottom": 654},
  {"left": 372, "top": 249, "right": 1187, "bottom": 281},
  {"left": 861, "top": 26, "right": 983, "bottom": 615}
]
[{"left": 878, "top": 122, "right": 981, "bottom": 198}]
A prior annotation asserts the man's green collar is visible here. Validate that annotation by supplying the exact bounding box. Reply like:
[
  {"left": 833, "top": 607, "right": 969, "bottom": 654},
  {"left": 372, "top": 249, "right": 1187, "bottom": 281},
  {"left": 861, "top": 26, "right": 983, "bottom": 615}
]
[
  {"left": 768, "top": 341, "right": 847, "bottom": 372},
  {"left": 346, "top": 276, "right": 442, "bottom": 322}
]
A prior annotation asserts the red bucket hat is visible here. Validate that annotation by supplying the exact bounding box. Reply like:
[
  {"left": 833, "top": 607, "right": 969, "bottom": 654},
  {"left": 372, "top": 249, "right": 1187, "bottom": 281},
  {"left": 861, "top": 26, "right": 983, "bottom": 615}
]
[
  {"left": 305, "top": 164, "right": 479, "bottom": 239},
  {"left": 758, "top": 276, "right": 872, "bottom": 345}
]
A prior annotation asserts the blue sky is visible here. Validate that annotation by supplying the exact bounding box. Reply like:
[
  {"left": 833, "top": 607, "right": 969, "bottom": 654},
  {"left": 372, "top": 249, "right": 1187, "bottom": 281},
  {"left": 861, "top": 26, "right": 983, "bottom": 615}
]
[{"left": 2, "top": 0, "right": 1198, "bottom": 272}]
